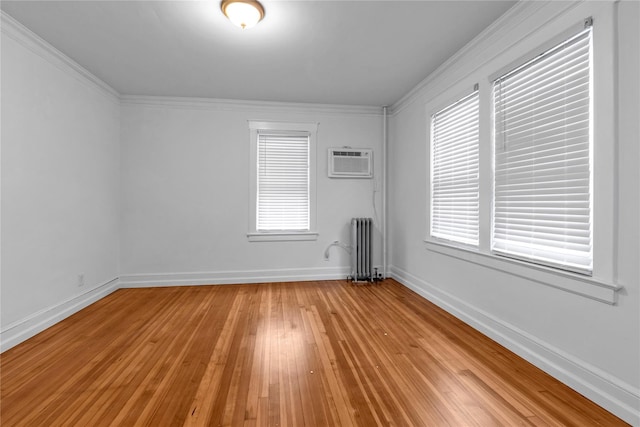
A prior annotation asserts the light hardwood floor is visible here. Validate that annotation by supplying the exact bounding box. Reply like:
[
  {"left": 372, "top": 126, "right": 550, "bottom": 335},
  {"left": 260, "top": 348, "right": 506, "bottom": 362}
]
[{"left": 1, "top": 279, "right": 628, "bottom": 426}]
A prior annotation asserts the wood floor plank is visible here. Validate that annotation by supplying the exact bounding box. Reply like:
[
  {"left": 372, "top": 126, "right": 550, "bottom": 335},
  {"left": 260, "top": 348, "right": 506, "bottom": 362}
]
[{"left": 1, "top": 279, "right": 629, "bottom": 426}]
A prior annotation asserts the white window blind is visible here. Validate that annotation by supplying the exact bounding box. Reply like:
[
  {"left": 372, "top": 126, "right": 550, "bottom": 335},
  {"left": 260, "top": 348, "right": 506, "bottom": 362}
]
[
  {"left": 492, "top": 25, "right": 592, "bottom": 274},
  {"left": 431, "top": 89, "right": 480, "bottom": 246},
  {"left": 257, "top": 131, "right": 310, "bottom": 231}
]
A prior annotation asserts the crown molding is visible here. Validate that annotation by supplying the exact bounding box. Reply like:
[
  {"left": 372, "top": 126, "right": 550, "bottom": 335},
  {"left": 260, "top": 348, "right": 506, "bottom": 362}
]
[
  {"left": 389, "top": 0, "right": 582, "bottom": 115},
  {"left": 1, "top": 11, "right": 120, "bottom": 103},
  {"left": 120, "top": 95, "right": 383, "bottom": 117}
]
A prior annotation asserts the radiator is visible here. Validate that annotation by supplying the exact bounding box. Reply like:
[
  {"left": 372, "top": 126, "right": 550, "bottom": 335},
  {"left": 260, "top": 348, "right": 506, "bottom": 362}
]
[{"left": 350, "top": 217, "right": 373, "bottom": 281}]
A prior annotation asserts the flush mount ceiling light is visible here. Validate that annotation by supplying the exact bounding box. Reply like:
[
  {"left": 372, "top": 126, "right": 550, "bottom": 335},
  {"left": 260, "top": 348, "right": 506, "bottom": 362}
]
[{"left": 221, "top": 0, "right": 265, "bottom": 30}]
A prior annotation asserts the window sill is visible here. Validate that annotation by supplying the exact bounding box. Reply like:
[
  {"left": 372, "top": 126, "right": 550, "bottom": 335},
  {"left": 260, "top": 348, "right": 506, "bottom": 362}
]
[
  {"left": 424, "top": 239, "right": 622, "bottom": 305},
  {"left": 248, "top": 232, "right": 319, "bottom": 242}
]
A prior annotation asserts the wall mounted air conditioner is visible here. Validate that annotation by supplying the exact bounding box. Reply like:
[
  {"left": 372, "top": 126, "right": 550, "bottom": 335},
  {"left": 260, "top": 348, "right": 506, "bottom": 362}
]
[{"left": 328, "top": 148, "right": 373, "bottom": 178}]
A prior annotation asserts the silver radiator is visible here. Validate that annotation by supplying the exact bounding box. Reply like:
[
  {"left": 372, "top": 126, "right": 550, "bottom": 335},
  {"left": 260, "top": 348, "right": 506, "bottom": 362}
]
[{"left": 350, "top": 217, "right": 373, "bottom": 281}]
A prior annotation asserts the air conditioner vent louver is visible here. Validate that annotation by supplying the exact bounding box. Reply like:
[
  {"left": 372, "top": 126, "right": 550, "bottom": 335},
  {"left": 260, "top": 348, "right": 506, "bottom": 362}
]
[
  {"left": 328, "top": 148, "right": 373, "bottom": 178},
  {"left": 333, "top": 151, "right": 362, "bottom": 157}
]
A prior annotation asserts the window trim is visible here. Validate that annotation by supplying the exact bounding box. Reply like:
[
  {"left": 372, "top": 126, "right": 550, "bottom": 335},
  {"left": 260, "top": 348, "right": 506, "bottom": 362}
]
[
  {"left": 247, "top": 120, "right": 318, "bottom": 242},
  {"left": 423, "top": 9, "right": 619, "bottom": 303},
  {"left": 425, "top": 239, "right": 621, "bottom": 304}
]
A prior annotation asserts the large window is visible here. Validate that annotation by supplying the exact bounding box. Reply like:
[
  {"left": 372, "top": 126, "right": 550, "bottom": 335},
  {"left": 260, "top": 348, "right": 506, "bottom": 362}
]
[
  {"left": 248, "top": 121, "right": 318, "bottom": 241},
  {"left": 425, "top": 14, "right": 619, "bottom": 302},
  {"left": 492, "top": 25, "right": 593, "bottom": 274},
  {"left": 430, "top": 89, "right": 480, "bottom": 246}
]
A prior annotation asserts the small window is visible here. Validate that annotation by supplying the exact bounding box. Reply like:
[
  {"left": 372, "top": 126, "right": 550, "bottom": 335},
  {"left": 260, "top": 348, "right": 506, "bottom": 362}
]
[
  {"left": 248, "top": 121, "right": 318, "bottom": 241},
  {"left": 257, "top": 131, "right": 309, "bottom": 231},
  {"left": 430, "top": 89, "right": 480, "bottom": 246},
  {"left": 492, "top": 25, "right": 593, "bottom": 274}
]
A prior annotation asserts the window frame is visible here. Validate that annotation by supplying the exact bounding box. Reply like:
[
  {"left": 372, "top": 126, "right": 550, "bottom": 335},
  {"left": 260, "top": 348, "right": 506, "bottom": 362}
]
[
  {"left": 423, "top": 10, "right": 620, "bottom": 304},
  {"left": 490, "top": 24, "right": 594, "bottom": 275},
  {"left": 429, "top": 87, "right": 480, "bottom": 248},
  {"left": 247, "top": 120, "right": 318, "bottom": 242}
]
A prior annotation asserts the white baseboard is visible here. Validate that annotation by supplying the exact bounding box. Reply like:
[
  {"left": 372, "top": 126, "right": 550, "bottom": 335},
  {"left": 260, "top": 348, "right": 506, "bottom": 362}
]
[
  {"left": 388, "top": 265, "right": 640, "bottom": 426},
  {"left": 1, "top": 268, "right": 352, "bottom": 352},
  {"left": 119, "top": 266, "right": 352, "bottom": 288},
  {"left": 1, "top": 277, "right": 120, "bottom": 352}
]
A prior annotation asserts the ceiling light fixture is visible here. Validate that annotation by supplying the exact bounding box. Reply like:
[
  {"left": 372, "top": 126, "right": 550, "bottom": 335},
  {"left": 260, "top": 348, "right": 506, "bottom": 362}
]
[{"left": 221, "top": 0, "right": 265, "bottom": 30}]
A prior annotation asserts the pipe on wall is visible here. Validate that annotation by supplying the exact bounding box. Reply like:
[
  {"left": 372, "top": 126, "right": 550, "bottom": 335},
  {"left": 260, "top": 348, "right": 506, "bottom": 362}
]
[{"left": 382, "top": 105, "right": 388, "bottom": 278}]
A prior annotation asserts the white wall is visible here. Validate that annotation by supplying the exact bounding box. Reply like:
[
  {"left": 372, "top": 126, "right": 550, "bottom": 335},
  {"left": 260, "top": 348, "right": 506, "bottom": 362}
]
[
  {"left": 119, "top": 99, "right": 383, "bottom": 286},
  {"left": 0, "top": 15, "right": 121, "bottom": 349},
  {"left": 388, "top": 1, "right": 639, "bottom": 424}
]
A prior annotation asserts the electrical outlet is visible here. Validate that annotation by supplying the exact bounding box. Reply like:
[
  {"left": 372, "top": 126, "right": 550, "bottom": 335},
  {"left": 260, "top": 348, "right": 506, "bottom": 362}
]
[{"left": 78, "top": 274, "right": 85, "bottom": 287}]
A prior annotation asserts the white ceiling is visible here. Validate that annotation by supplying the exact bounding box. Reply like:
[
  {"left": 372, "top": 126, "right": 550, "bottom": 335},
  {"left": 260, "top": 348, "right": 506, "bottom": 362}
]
[{"left": 1, "top": 1, "right": 516, "bottom": 106}]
